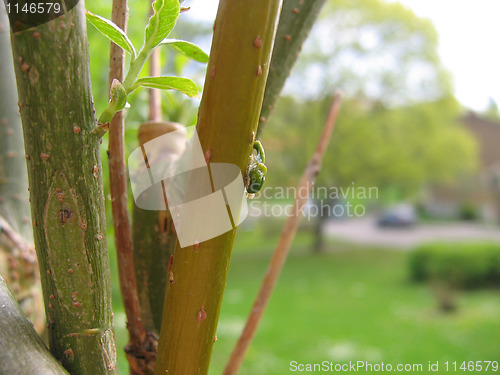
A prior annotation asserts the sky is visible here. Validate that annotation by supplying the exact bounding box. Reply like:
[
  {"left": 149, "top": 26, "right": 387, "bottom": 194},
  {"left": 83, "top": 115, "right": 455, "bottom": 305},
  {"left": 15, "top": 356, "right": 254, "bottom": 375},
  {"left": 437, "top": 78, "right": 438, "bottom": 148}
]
[
  {"left": 393, "top": 0, "right": 500, "bottom": 111},
  {"left": 182, "top": 0, "right": 500, "bottom": 111}
]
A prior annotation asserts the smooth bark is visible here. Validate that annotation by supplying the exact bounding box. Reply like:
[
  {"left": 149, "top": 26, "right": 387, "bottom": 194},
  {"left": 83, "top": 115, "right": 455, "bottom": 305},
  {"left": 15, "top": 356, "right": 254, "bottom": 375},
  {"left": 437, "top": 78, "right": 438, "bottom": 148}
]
[
  {"left": 154, "top": 0, "right": 283, "bottom": 373},
  {"left": 258, "top": 0, "right": 327, "bottom": 135},
  {"left": 0, "top": 276, "right": 69, "bottom": 375},
  {"left": 106, "top": 0, "right": 148, "bottom": 372}
]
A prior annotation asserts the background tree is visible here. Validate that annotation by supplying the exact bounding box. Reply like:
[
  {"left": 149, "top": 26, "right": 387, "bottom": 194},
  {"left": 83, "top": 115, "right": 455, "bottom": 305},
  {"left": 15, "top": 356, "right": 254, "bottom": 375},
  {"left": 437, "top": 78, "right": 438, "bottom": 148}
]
[
  {"left": 264, "top": 95, "right": 476, "bottom": 198},
  {"left": 290, "top": 0, "right": 451, "bottom": 104},
  {"left": 0, "top": 3, "right": 43, "bottom": 331},
  {"left": 260, "top": 0, "right": 477, "bottom": 201}
]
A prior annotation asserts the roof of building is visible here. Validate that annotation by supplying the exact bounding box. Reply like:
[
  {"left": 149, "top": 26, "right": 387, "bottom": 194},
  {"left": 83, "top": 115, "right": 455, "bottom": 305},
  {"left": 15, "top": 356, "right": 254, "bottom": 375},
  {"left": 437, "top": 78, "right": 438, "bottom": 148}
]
[{"left": 461, "top": 111, "right": 500, "bottom": 169}]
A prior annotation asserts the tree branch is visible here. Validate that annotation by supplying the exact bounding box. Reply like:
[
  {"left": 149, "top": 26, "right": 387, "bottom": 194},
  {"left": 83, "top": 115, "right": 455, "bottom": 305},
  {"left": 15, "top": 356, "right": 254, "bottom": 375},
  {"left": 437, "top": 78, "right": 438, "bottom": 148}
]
[
  {"left": 0, "top": 3, "right": 43, "bottom": 333},
  {"left": 0, "top": 215, "right": 32, "bottom": 256},
  {"left": 0, "top": 215, "right": 44, "bottom": 334},
  {"left": 0, "top": 276, "right": 69, "bottom": 375},
  {"left": 154, "top": 1, "right": 283, "bottom": 373},
  {"left": 10, "top": 2, "right": 117, "bottom": 372},
  {"left": 131, "top": 5, "right": 178, "bottom": 338},
  {"left": 224, "top": 92, "right": 343, "bottom": 375},
  {"left": 107, "top": 0, "right": 148, "bottom": 372},
  {"left": 148, "top": 47, "right": 162, "bottom": 122},
  {"left": 0, "top": 3, "right": 33, "bottom": 241},
  {"left": 257, "top": 0, "right": 327, "bottom": 135}
]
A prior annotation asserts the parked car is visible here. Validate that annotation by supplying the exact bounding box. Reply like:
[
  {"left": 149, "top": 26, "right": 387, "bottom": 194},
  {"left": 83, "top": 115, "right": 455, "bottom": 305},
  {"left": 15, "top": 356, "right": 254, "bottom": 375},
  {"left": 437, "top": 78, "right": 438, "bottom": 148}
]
[{"left": 377, "top": 203, "right": 417, "bottom": 227}]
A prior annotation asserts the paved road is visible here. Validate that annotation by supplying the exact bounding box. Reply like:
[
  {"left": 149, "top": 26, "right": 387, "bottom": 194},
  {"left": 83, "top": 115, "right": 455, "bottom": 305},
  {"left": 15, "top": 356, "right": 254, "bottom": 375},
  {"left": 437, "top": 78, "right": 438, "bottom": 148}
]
[{"left": 323, "top": 216, "right": 500, "bottom": 249}]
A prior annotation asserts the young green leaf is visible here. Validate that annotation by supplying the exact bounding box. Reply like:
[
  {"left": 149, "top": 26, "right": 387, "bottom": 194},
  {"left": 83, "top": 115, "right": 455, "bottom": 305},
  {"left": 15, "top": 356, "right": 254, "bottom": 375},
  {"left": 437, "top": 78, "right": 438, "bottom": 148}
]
[
  {"left": 133, "top": 76, "right": 199, "bottom": 98},
  {"left": 86, "top": 10, "right": 136, "bottom": 58},
  {"left": 160, "top": 39, "right": 209, "bottom": 63},
  {"left": 144, "top": 0, "right": 181, "bottom": 51}
]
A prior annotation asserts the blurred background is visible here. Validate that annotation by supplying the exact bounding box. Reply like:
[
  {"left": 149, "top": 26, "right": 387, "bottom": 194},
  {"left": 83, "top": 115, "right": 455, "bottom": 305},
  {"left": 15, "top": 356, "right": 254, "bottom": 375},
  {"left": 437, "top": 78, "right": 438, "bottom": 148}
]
[{"left": 84, "top": 0, "right": 500, "bottom": 373}]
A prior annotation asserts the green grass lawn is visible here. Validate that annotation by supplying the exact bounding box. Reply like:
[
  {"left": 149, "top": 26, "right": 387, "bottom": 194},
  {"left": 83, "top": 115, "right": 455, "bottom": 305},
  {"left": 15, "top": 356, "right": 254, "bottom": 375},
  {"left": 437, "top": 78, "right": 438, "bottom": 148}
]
[{"left": 110, "top": 224, "right": 500, "bottom": 374}]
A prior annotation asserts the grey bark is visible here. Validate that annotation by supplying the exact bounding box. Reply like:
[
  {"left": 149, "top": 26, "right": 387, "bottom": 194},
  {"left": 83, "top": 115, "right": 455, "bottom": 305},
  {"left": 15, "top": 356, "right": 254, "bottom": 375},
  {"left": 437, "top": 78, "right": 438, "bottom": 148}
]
[{"left": 0, "top": 275, "right": 69, "bottom": 375}]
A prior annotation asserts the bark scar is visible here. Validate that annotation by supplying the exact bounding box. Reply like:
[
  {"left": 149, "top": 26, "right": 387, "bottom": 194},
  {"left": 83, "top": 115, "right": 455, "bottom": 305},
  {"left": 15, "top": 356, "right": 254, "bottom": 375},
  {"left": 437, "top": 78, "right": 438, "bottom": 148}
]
[{"left": 44, "top": 170, "right": 93, "bottom": 324}]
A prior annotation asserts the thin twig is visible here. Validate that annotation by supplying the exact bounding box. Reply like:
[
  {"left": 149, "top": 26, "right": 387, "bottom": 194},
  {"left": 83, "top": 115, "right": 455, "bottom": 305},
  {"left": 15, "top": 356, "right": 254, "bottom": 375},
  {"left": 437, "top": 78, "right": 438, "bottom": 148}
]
[
  {"left": 148, "top": 47, "right": 162, "bottom": 122},
  {"left": 224, "top": 92, "right": 343, "bottom": 375},
  {"left": 0, "top": 277, "right": 69, "bottom": 375},
  {"left": 0, "top": 216, "right": 44, "bottom": 333},
  {"left": 107, "top": 0, "right": 147, "bottom": 368},
  {"left": 0, "top": 216, "right": 34, "bottom": 257}
]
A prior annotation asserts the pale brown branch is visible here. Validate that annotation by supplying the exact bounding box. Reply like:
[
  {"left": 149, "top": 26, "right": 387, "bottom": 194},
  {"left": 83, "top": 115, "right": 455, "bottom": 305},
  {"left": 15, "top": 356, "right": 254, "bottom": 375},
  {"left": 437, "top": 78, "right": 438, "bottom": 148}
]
[
  {"left": 224, "top": 91, "right": 343, "bottom": 375},
  {"left": 107, "top": 0, "right": 147, "bottom": 371},
  {"left": 0, "top": 215, "right": 44, "bottom": 334},
  {"left": 0, "top": 215, "right": 34, "bottom": 257},
  {"left": 148, "top": 49, "right": 162, "bottom": 122}
]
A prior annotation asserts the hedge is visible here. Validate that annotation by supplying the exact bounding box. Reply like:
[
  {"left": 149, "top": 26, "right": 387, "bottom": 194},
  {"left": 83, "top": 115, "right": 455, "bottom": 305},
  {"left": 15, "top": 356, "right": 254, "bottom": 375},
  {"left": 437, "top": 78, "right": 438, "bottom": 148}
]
[{"left": 409, "top": 242, "right": 500, "bottom": 289}]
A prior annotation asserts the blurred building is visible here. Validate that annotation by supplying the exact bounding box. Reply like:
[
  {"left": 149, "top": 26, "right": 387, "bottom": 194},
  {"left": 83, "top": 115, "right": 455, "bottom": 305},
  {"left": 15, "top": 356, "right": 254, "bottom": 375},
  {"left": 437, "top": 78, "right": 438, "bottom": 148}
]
[{"left": 423, "top": 112, "right": 500, "bottom": 222}]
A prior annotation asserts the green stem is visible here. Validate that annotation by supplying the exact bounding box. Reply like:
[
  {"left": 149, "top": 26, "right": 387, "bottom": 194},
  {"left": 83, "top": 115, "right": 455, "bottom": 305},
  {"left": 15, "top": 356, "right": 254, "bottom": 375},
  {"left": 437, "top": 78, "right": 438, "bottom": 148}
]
[
  {"left": 257, "top": 0, "right": 327, "bottom": 135},
  {"left": 98, "top": 48, "right": 150, "bottom": 124},
  {"left": 10, "top": 2, "right": 117, "bottom": 374},
  {"left": 154, "top": 0, "right": 283, "bottom": 373},
  {"left": 98, "top": 104, "right": 118, "bottom": 125},
  {"left": 132, "top": 207, "right": 175, "bottom": 332},
  {"left": 122, "top": 49, "right": 150, "bottom": 92},
  {"left": 132, "top": 122, "right": 179, "bottom": 336}
]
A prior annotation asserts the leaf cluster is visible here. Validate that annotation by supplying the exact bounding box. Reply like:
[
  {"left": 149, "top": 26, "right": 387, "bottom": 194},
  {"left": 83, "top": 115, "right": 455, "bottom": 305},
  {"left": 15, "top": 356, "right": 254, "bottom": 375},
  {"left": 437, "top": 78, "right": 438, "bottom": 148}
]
[{"left": 85, "top": 0, "right": 209, "bottom": 123}]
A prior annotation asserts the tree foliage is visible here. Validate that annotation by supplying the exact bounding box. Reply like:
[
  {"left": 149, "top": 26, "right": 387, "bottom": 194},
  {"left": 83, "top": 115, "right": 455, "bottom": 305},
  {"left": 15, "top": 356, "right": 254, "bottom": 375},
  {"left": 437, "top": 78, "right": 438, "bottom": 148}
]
[
  {"left": 264, "top": 94, "right": 477, "bottom": 198},
  {"left": 288, "top": 0, "right": 452, "bottom": 106},
  {"left": 259, "top": 0, "right": 477, "bottom": 199}
]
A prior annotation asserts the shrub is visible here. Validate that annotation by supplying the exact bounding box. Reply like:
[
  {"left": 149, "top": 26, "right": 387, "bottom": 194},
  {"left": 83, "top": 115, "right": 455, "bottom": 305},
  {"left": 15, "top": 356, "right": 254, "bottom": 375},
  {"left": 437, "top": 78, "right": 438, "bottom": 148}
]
[
  {"left": 409, "top": 242, "right": 500, "bottom": 289},
  {"left": 459, "top": 202, "right": 478, "bottom": 221}
]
